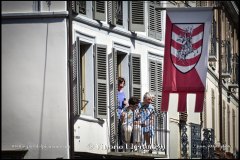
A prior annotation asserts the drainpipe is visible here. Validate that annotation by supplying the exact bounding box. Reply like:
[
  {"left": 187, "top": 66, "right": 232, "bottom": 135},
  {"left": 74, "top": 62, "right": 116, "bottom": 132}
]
[
  {"left": 67, "top": 1, "right": 74, "bottom": 159},
  {"left": 217, "top": 3, "right": 223, "bottom": 154}
]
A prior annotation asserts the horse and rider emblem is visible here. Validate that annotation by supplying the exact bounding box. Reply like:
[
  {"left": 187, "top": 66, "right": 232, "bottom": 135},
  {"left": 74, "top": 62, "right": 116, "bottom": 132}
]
[{"left": 171, "top": 24, "right": 204, "bottom": 73}]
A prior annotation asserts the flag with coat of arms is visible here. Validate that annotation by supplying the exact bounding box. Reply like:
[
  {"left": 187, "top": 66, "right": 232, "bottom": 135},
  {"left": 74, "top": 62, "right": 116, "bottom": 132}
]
[{"left": 161, "top": 8, "right": 213, "bottom": 112}]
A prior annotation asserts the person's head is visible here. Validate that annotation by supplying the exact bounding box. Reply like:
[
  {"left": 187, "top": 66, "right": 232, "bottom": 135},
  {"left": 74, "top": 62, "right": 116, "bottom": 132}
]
[
  {"left": 143, "top": 92, "right": 154, "bottom": 104},
  {"left": 118, "top": 77, "right": 125, "bottom": 91},
  {"left": 128, "top": 96, "right": 139, "bottom": 110}
]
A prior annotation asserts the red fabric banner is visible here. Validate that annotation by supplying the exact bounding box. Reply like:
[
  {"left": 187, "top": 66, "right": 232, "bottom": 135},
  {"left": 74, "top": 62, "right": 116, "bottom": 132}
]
[{"left": 161, "top": 8, "right": 212, "bottom": 112}]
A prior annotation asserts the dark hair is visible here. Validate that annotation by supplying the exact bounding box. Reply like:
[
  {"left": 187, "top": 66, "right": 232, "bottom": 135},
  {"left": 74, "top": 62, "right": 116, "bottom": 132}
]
[
  {"left": 118, "top": 77, "right": 125, "bottom": 85},
  {"left": 128, "top": 96, "right": 139, "bottom": 105}
]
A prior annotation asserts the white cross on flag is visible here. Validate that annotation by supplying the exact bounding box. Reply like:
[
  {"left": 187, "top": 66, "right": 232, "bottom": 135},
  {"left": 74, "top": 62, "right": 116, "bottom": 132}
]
[{"left": 161, "top": 8, "right": 212, "bottom": 112}]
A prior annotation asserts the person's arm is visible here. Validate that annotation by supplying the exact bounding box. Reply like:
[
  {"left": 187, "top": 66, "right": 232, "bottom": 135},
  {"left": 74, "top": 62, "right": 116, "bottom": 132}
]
[
  {"left": 121, "top": 112, "right": 125, "bottom": 124},
  {"left": 149, "top": 108, "right": 155, "bottom": 126}
]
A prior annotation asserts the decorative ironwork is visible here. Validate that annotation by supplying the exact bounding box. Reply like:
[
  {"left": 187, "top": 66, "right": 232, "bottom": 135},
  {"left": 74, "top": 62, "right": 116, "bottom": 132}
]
[
  {"left": 180, "top": 123, "right": 188, "bottom": 158},
  {"left": 202, "top": 128, "right": 215, "bottom": 159},
  {"left": 191, "top": 123, "right": 201, "bottom": 158}
]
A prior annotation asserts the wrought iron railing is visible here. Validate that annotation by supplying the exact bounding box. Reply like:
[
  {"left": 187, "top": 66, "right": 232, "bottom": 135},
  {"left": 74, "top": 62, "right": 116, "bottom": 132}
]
[
  {"left": 109, "top": 106, "right": 168, "bottom": 156},
  {"left": 202, "top": 128, "right": 215, "bottom": 159}
]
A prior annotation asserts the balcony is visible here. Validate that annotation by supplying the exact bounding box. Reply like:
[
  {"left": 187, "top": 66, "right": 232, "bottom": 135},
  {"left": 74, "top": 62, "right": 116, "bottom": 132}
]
[
  {"left": 209, "top": 55, "right": 217, "bottom": 62},
  {"left": 108, "top": 107, "right": 168, "bottom": 158},
  {"left": 228, "top": 83, "right": 239, "bottom": 89},
  {"left": 222, "top": 72, "right": 231, "bottom": 79}
]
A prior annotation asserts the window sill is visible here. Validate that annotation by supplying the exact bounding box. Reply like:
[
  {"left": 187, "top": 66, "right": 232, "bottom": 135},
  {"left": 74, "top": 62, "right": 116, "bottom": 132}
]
[{"left": 78, "top": 115, "right": 105, "bottom": 124}]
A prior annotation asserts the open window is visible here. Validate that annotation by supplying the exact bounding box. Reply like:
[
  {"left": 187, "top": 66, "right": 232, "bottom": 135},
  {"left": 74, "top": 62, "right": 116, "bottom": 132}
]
[
  {"left": 107, "top": 1, "right": 123, "bottom": 26},
  {"left": 79, "top": 42, "right": 94, "bottom": 116},
  {"left": 108, "top": 48, "right": 130, "bottom": 108},
  {"left": 72, "top": 1, "right": 92, "bottom": 18},
  {"left": 71, "top": 38, "right": 95, "bottom": 117},
  {"left": 108, "top": 48, "right": 130, "bottom": 147}
]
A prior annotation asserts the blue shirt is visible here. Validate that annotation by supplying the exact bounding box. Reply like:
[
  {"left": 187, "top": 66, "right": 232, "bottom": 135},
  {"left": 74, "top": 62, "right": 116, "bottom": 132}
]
[
  {"left": 117, "top": 91, "right": 125, "bottom": 119},
  {"left": 139, "top": 103, "right": 155, "bottom": 133}
]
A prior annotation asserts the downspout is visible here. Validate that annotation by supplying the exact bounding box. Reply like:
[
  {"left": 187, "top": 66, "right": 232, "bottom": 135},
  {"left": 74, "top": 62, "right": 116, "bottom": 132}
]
[
  {"left": 217, "top": 3, "right": 223, "bottom": 154},
  {"left": 67, "top": 1, "right": 74, "bottom": 159}
]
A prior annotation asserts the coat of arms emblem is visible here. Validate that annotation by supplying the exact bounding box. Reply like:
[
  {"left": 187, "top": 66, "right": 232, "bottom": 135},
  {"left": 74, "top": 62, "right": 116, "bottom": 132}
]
[{"left": 171, "top": 24, "right": 204, "bottom": 73}]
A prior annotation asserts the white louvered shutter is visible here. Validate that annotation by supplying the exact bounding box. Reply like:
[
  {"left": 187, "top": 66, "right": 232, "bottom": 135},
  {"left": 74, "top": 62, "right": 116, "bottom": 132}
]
[
  {"left": 93, "top": 1, "right": 106, "bottom": 21},
  {"left": 155, "top": 4, "right": 162, "bottom": 40},
  {"left": 71, "top": 38, "right": 81, "bottom": 117},
  {"left": 107, "top": 1, "right": 117, "bottom": 25},
  {"left": 148, "top": 1, "right": 162, "bottom": 40},
  {"left": 149, "top": 59, "right": 163, "bottom": 128},
  {"left": 129, "top": 1, "right": 145, "bottom": 32},
  {"left": 108, "top": 49, "right": 118, "bottom": 146},
  {"left": 130, "top": 54, "right": 141, "bottom": 100},
  {"left": 72, "top": 1, "right": 77, "bottom": 14},
  {"left": 148, "top": 2, "right": 155, "bottom": 38},
  {"left": 95, "top": 44, "right": 107, "bottom": 119}
]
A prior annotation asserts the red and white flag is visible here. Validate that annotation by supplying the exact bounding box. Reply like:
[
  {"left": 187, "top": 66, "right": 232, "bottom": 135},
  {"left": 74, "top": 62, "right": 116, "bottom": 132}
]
[{"left": 161, "top": 8, "right": 212, "bottom": 112}]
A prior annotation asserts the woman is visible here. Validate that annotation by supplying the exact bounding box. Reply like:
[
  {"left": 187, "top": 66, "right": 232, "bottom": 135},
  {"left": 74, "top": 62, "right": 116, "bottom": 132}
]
[{"left": 139, "top": 92, "right": 155, "bottom": 153}]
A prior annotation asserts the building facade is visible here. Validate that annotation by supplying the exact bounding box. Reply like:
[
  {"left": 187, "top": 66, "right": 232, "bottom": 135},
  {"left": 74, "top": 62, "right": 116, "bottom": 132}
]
[{"left": 2, "top": 1, "right": 239, "bottom": 159}]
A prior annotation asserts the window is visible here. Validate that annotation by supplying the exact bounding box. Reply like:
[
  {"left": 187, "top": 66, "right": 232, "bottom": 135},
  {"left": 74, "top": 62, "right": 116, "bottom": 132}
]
[
  {"left": 222, "top": 100, "right": 226, "bottom": 145},
  {"left": 232, "top": 53, "right": 239, "bottom": 84},
  {"left": 107, "top": 1, "right": 123, "bottom": 26},
  {"left": 93, "top": 1, "right": 106, "bottom": 21},
  {"left": 72, "top": 1, "right": 92, "bottom": 18},
  {"left": 95, "top": 44, "right": 107, "bottom": 119},
  {"left": 130, "top": 53, "right": 141, "bottom": 99},
  {"left": 108, "top": 48, "right": 141, "bottom": 148},
  {"left": 227, "top": 105, "right": 230, "bottom": 151},
  {"left": 222, "top": 17, "right": 232, "bottom": 75},
  {"left": 79, "top": 1, "right": 86, "bottom": 15},
  {"left": 209, "top": 19, "right": 217, "bottom": 63},
  {"left": 148, "top": 1, "right": 162, "bottom": 40},
  {"left": 148, "top": 54, "right": 164, "bottom": 127},
  {"left": 73, "top": 1, "right": 86, "bottom": 15},
  {"left": 71, "top": 38, "right": 96, "bottom": 117},
  {"left": 129, "top": 1, "right": 145, "bottom": 32},
  {"left": 211, "top": 89, "right": 215, "bottom": 131},
  {"left": 148, "top": 54, "right": 167, "bottom": 151},
  {"left": 71, "top": 39, "right": 81, "bottom": 117},
  {"left": 232, "top": 109, "right": 235, "bottom": 153},
  {"left": 203, "top": 92, "right": 207, "bottom": 128},
  {"left": 79, "top": 42, "right": 94, "bottom": 116}
]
